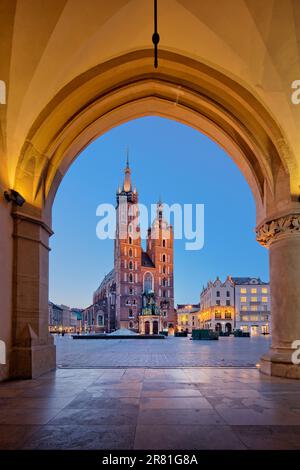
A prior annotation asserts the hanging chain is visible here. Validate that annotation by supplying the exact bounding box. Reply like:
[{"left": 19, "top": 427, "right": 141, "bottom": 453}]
[{"left": 152, "top": 0, "right": 160, "bottom": 68}]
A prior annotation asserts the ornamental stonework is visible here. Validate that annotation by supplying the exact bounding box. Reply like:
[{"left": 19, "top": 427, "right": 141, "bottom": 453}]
[{"left": 256, "top": 213, "right": 300, "bottom": 247}]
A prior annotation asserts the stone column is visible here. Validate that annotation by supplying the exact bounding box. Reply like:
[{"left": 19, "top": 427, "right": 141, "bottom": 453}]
[
  {"left": 149, "top": 319, "right": 153, "bottom": 335},
  {"left": 256, "top": 212, "right": 300, "bottom": 379},
  {"left": 10, "top": 210, "right": 56, "bottom": 379}
]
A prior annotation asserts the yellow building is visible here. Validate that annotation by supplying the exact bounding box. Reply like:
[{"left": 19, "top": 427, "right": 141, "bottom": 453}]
[
  {"left": 176, "top": 304, "right": 201, "bottom": 333},
  {"left": 199, "top": 306, "right": 235, "bottom": 334}
]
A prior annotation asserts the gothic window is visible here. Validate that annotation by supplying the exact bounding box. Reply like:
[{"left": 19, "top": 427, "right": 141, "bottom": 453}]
[
  {"left": 128, "top": 224, "right": 133, "bottom": 233},
  {"left": 163, "top": 290, "right": 166, "bottom": 297},
  {"left": 162, "top": 239, "right": 166, "bottom": 247},
  {"left": 129, "top": 261, "right": 133, "bottom": 270},
  {"left": 133, "top": 299, "right": 136, "bottom": 305},
  {"left": 162, "top": 254, "right": 166, "bottom": 262},
  {"left": 144, "top": 272, "right": 153, "bottom": 293},
  {"left": 129, "top": 248, "right": 133, "bottom": 257},
  {"left": 128, "top": 309, "right": 133, "bottom": 318},
  {"left": 97, "top": 314, "right": 103, "bottom": 326},
  {"left": 129, "top": 273, "right": 133, "bottom": 283},
  {"left": 162, "top": 265, "right": 166, "bottom": 274},
  {"left": 162, "top": 278, "right": 167, "bottom": 287},
  {"left": 129, "top": 237, "right": 132, "bottom": 245},
  {"left": 129, "top": 288, "right": 134, "bottom": 295}
]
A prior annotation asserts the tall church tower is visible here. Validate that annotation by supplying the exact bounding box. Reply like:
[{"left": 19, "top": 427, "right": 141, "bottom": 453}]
[
  {"left": 114, "top": 157, "right": 142, "bottom": 329},
  {"left": 146, "top": 200, "right": 176, "bottom": 329}
]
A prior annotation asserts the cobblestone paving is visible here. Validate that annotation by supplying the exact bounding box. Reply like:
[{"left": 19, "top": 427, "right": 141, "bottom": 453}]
[{"left": 55, "top": 335, "right": 272, "bottom": 368}]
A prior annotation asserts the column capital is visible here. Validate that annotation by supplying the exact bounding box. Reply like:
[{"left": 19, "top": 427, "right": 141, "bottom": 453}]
[{"left": 256, "top": 212, "right": 300, "bottom": 247}]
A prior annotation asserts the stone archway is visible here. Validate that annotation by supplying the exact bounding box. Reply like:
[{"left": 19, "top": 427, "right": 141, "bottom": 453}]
[{"left": 3, "top": 49, "right": 300, "bottom": 380}]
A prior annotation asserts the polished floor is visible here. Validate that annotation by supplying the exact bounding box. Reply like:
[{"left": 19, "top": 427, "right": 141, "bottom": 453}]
[
  {"left": 56, "top": 334, "right": 272, "bottom": 367},
  {"left": 1, "top": 367, "right": 300, "bottom": 450}
]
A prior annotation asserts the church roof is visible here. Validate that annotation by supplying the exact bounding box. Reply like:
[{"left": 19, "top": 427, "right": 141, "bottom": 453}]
[{"left": 141, "top": 251, "right": 155, "bottom": 268}]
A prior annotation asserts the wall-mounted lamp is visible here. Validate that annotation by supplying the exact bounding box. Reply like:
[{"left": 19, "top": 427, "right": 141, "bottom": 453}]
[{"left": 4, "top": 189, "right": 26, "bottom": 207}]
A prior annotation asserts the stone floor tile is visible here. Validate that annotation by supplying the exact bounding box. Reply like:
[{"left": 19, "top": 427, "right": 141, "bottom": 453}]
[
  {"left": 49, "top": 407, "right": 139, "bottom": 426},
  {"left": 140, "top": 396, "right": 212, "bottom": 410},
  {"left": 22, "top": 424, "right": 136, "bottom": 450},
  {"left": 0, "top": 408, "right": 62, "bottom": 425},
  {"left": 232, "top": 425, "right": 300, "bottom": 449},
  {"left": 216, "top": 407, "right": 300, "bottom": 426},
  {"left": 0, "top": 425, "right": 41, "bottom": 450},
  {"left": 66, "top": 395, "right": 139, "bottom": 411},
  {"left": 137, "top": 408, "right": 226, "bottom": 425},
  {"left": 134, "top": 424, "right": 246, "bottom": 450},
  {"left": 141, "top": 388, "right": 203, "bottom": 397}
]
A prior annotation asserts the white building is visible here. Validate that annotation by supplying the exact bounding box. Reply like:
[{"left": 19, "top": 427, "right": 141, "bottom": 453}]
[
  {"left": 200, "top": 276, "right": 235, "bottom": 334},
  {"left": 232, "top": 277, "right": 271, "bottom": 335}
]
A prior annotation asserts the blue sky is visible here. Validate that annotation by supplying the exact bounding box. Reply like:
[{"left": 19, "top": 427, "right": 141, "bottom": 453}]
[{"left": 49, "top": 116, "right": 269, "bottom": 308}]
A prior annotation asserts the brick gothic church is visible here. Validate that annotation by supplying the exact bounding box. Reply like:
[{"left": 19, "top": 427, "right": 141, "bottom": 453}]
[{"left": 91, "top": 159, "right": 175, "bottom": 334}]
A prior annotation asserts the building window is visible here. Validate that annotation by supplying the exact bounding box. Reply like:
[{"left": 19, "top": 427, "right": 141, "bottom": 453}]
[
  {"left": 162, "top": 278, "right": 167, "bottom": 287},
  {"left": 216, "top": 291, "right": 220, "bottom": 297},
  {"left": 226, "top": 300, "right": 230, "bottom": 306},
  {"left": 250, "top": 305, "right": 258, "bottom": 311},
  {"left": 241, "top": 305, "right": 247, "bottom": 311},
  {"left": 162, "top": 240, "right": 166, "bottom": 247},
  {"left": 163, "top": 290, "right": 166, "bottom": 297},
  {"left": 162, "top": 254, "right": 166, "bottom": 262},
  {"left": 144, "top": 272, "right": 153, "bottom": 293},
  {"left": 129, "top": 237, "right": 132, "bottom": 245},
  {"left": 162, "top": 265, "right": 166, "bottom": 274},
  {"left": 129, "top": 249, "right": 133, "bottom": 257},
  {"left": 129, "top": 273, "right": 133, "bottom": 283},
  {"left": 215, "top": 311, "right": 221, "bottom": 319},
  {"left": 226, "top": 291, "right": 230, "bottom": 297},
  {"left": 240, "top": 296, "right": 247, "bottom": 303},
  {"left": 251, "top": 288, "right": 257, "bottom": 294},
  {"left": 251, "top": 297, "right": 258, "bottom": 302},
  {"left": 97, "top": 314, "right": 103, "bottom": 326},
  {"left": 128, "top": 309, "right": 133, "bottom": 318},
  {"left": 216, "top": 300, "right": 220, "bottom": 306},
  {"left": 240, "top": 288, "right": 247, "bottom": 294},
  {"left": 129, "top": 261, "right": 133, "bottom": 270},
  {"left": 262, "top": 297, "right": 268, "bottom": 303},
  {"left": 262, "top": 287, "right": 268, "bottom": 294}
]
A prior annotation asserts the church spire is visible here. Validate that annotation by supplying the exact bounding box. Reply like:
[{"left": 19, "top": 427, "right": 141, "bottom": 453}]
[{"left": 123, "top": 148, "right": 131, "bottom": 192}]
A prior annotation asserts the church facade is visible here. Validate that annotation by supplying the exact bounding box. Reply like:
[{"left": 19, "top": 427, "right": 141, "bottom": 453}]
[{"left": 90, "top": 159, "right": 175, "bottom": 334}]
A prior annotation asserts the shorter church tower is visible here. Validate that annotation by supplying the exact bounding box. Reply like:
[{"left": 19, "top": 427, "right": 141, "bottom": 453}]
[{"left": 145, "top": 200, "right": 175, "bottom": 330}]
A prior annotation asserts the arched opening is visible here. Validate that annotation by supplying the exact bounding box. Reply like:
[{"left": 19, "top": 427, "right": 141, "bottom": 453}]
[
  {"left": 153, "top": 321, "right": 159, "bottom": 335},
  {"left": 5, "top": 50, "right": 300, "bottom": 380},
  {"left": 215, "top": 323, "right": 222, "bottom": 333},
  {"left": 144, "top": 321, "right": 150, "bottom": 336},
  {"left": 225, "top": 323, "right": 232, "bottom": 334}
]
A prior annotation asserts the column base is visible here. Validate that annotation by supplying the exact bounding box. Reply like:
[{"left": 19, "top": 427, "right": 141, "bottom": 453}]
[
  {"left": 260, "top": 348, "right": 300, "bottom": 379},
  {"left": 10, "top": 342, "right": 56, "bottom": 379}
]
